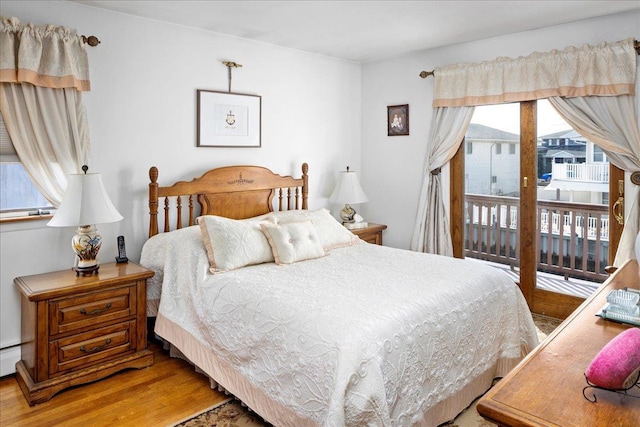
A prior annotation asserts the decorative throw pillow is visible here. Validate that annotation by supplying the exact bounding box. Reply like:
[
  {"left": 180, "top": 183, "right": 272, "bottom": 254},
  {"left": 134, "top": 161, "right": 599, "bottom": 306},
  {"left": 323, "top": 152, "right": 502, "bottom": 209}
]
[
  {"left": 260, "top": 220, "right": 325, "bottom": 265},
  {"left": 197, "top": 215, "right": 275, "bottom": 273},
  {"left": 266, "top": 208, "right": 360, "bottom": 251},
  {"left": 585, "top": 327, "right": 640, "bottom": 390}
]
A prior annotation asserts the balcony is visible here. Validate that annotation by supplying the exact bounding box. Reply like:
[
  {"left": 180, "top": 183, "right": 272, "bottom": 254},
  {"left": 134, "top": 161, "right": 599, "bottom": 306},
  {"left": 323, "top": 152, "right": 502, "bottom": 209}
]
[
  {"left": 465, "top": 194, "right": 609, "bottom": 283},
  {"left": 544, "top": 163, "right": 609, "bottom": 194},
  {"left": 551, "top": 162, "right": 609, "bottom": 183}
]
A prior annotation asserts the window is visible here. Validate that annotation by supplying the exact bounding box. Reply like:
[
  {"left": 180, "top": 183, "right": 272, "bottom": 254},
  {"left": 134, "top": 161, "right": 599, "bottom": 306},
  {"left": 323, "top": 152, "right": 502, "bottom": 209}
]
[
  {"left": 593, "top": 145, "right": 605, "bottom": 162},
  {"left": 495, "top": 143, "right": 502, "bottom": 155},
  {"left": 467, "top": 142, "right": 473, "bottom": 154},
  {"left": 0, "top": 113, "right": 53, "bottom": 218},
  {"left": 509, "top": 143, "right": 516, "bottom": 154}
]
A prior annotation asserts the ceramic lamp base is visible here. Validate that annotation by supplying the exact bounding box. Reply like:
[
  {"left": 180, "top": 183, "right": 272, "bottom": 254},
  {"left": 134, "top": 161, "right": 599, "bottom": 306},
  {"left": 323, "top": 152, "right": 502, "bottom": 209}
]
[
  {"left": 73, "top": 265, "right": 100, "bottom": 276},
  {"left": 339, "top": 204, "right": 356, "bottom": 223},
  {"left": 72, "top": 225, "right": 102, "bottom": 276}
]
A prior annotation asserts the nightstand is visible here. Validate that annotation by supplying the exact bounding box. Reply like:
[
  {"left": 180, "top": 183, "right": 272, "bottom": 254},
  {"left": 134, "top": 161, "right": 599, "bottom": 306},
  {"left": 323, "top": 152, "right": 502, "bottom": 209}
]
[
  {"left": 350, "top": 223, "right": 387, "bottom": 245},
  {"left": 14, "top": 262, "right": 154, "bottom": 405}
]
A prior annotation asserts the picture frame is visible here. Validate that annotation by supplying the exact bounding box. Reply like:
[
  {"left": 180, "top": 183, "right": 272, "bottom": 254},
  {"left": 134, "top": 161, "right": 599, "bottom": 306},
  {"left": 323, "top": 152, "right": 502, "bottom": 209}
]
[
  {"left": 387, "top": 104, "right": 409, "bottom": 136},
  {"left": 197, "top": 90, "right": 261, "bottom": 147}
]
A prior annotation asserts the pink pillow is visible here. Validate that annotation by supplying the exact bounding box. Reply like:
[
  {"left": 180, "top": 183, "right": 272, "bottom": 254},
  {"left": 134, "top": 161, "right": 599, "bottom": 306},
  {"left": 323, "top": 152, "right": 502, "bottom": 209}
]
[{"left": 585, "top": 327, "right": 640, "bottom": 390}]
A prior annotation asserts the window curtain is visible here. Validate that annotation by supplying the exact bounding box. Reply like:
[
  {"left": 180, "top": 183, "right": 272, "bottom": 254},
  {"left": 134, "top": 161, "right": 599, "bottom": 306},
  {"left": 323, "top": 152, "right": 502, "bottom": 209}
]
[
  {"left": 547, "top": 95, "right": 640, "bottom": 266},
  {"left": 0, "top": 16, "right": 90, "bottom": 206},
  {"left": 410, "top": 106, "right": 474, "bottom": 255},
  {"left": 412, "top": 38, "right": 638, "bottom": 263},
  {"left": 432, "top": 38, "right": 636, "bottom": 107}
]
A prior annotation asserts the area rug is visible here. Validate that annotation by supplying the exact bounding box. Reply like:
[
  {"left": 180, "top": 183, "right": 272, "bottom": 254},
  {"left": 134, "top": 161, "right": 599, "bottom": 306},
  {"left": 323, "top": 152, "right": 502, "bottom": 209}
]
[
  {"left": 171, "top": 315, "right": 562, "bottom": 427},
  {"left": 168, "top": 398, "right": 270, "bottom": 427}
]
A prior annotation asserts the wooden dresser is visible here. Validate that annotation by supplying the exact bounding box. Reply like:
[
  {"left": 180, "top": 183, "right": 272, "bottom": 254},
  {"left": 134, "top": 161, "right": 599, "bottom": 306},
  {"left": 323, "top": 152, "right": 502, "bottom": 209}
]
[
  {"left": 350, "top": 223, "right": 387, "bottom": 245},
  {"left": 477, "top": 259, "right": 640, "bottom": 426},
  {"left": 14, "top": 262, "right": 154, "bottom": 405}
]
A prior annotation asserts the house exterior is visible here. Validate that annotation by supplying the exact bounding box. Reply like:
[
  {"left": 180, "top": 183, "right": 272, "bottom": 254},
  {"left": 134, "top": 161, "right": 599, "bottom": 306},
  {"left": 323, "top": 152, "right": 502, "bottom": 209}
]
[
  {"left": 464, "top": 123, "right": 520, "bottom": 196},
  {"left": 537, "top": 130, "right": 609, "bottom": 205}
]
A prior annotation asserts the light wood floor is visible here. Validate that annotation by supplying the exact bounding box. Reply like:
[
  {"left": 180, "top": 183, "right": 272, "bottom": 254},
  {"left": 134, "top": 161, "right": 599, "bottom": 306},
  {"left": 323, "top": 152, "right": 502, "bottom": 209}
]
[{"left": 0, "top": 342, "right": 227, "bottom": 427}]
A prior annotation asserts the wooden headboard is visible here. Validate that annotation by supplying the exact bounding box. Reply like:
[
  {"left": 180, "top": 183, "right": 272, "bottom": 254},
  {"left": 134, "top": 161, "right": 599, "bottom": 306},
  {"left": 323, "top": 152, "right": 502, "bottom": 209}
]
[{"left": 148, "top": 163, "right": 309, "bottom": 237}]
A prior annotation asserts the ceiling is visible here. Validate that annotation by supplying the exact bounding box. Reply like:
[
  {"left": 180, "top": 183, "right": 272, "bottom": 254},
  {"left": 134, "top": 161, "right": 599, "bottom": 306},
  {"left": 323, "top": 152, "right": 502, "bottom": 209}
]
[{"left": 69, "top": 1, "right": 639, "bottom": 63}]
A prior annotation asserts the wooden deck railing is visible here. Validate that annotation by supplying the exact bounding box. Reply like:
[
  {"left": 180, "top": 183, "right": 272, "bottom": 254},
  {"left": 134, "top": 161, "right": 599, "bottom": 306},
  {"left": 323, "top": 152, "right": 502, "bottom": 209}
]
[{"left": 464, "top": 194, "right": 609, "bottom": 282}]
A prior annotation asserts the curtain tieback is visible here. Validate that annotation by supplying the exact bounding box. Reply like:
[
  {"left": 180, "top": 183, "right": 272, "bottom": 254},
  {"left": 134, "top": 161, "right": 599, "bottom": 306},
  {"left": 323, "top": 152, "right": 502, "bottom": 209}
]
[{"left": 431, "top": 167, "right": 442, "bottom": 175}]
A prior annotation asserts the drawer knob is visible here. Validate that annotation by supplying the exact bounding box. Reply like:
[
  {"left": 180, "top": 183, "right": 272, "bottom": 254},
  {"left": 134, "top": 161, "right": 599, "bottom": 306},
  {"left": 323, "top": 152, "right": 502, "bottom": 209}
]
[
  {"left": 79, "top": 302, "right": 112, "bottom": 316},
  {"left": 80, "top": 339, "right": 112, "bottom": 354}
]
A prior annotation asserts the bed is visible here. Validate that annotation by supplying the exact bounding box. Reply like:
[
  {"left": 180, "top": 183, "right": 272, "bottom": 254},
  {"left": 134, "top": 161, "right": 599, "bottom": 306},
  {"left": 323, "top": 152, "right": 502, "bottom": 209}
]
[{"left": 140, "top": 163, "right": 538, "bottom": 427}]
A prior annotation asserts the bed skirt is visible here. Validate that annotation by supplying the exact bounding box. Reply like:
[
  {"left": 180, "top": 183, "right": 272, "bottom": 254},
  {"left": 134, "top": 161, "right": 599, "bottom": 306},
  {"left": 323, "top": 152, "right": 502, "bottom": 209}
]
[{"left": 154, "top": 313, "right": 529, "bottom": 427}]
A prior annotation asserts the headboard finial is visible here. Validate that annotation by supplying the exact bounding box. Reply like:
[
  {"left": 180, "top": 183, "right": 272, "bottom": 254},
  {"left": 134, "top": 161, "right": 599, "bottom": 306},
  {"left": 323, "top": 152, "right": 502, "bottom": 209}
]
[{"left": 149, "top": 166, "right": 158, "bottom": 183}]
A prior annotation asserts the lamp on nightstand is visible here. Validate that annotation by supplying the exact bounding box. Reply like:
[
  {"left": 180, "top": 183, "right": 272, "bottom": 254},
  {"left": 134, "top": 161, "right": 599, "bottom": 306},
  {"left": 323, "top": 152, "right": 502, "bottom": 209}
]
[
  {"left": 329, "top": 166, "right": 369, "bottom": 229},
  {"left": 48, "top": 165, "right": 123, "bottom": 276}
]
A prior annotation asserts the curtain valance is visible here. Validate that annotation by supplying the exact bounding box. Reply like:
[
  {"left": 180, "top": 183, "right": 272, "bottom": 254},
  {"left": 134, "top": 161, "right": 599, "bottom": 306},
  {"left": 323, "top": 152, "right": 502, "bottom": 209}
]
[
  {"left": 0, "top": 17, "right": 90, "bottom": 91},
  {"left": 433, "top": 38, "right": 636, "bottom": 108}
]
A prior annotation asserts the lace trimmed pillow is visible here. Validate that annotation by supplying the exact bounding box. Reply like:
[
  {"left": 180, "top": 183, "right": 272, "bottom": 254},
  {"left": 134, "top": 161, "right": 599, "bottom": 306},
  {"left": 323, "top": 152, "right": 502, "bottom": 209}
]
[
  {"left": 197, "top": 215, "right": 275, "bottom": 274},
  {"left": 260, "top": 220, "right": 325, "bottom": 265},
  {"left": 266, "top": 208, "right": 359, "bottom": 251}
]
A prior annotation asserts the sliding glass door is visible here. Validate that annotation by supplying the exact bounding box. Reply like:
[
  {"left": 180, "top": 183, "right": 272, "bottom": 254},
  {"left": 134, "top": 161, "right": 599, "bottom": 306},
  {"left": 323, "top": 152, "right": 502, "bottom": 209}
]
[{"left": 451, "top": 100, "right": 623, "bottom": 319}]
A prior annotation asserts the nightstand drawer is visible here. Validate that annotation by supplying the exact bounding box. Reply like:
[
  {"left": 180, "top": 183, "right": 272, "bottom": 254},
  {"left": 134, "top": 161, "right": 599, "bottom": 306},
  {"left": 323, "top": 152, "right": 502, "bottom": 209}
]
[
  {"left": 49, "top": 285, "right": 137, "bottom": 336},
  {"left": 49, "top": 321, "right": 137, "bottom": 376},
  {"left": 350, "top": 223, "right": 387, "bottom": 246}
]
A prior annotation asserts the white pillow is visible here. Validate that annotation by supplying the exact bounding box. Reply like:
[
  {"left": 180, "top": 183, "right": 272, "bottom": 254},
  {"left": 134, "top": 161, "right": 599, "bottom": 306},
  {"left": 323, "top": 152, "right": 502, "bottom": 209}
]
[
  {"left": 260, "top": 220, "right": 325, "bottom": 265},
  {"left": 197, "top": 215, "right": 275, "bottom": 273},
  {"left": 266, "top": 208, "right": 359, "bottom": 251}
]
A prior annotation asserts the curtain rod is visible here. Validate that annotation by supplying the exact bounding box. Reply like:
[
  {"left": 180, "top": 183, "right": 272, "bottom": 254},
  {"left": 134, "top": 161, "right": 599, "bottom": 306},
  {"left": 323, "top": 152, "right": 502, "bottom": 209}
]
[
  {"left": 420, "top": 39, "right": 640, "bottom": 78},
  {"left": 81, "top": 35, "right": 100, "bottom": 47}
]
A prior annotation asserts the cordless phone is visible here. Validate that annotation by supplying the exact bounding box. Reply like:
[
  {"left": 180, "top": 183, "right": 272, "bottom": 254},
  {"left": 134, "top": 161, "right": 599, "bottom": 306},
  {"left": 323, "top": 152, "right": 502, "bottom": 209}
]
[{"left": 115, "top": 235, "right": 129, "bottom": 263}]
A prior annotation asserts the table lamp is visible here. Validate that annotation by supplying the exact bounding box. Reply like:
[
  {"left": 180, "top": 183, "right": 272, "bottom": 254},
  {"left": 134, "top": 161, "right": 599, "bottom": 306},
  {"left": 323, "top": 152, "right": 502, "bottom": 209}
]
[
  {"left": 329, "top": 166, "right": 369, "bottom": 229},
  {"left": 48, "top": 165, "right": 123, "bottom": 276}
]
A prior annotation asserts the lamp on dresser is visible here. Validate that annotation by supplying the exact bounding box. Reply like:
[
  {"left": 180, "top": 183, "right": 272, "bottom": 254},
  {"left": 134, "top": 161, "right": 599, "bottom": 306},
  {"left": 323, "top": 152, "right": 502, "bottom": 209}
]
[
  {"left": 48, "top": 165, "right": 122, "bottom": 276},
  {"left": 329, "top": 166, "right": 369, "bottom": 229}
]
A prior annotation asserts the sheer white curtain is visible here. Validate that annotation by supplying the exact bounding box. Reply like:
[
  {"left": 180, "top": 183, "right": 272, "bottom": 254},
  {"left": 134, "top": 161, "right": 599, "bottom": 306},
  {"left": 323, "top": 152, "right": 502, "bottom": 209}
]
[
  {"left": 0, "top": 84, "right": 89, "bottom": 204},
  {"left": 0, "top": 17, "right": 91, "bottom": 206},
  {"left": 548, "top": 95, "right": 640, "bottom": 265},
  {"left": 410, "top": 106, "right": 474, "bottom": 255}
]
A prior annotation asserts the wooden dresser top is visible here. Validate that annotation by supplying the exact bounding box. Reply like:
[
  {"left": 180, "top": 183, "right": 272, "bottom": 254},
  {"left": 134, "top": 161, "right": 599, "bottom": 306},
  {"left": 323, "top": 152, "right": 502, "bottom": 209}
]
[{"left": 478, "top": 259, "right": 640, "bottom": 426}]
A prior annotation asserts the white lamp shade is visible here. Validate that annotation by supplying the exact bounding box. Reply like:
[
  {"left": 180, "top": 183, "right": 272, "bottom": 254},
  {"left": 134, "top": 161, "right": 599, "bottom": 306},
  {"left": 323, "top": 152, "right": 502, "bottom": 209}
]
[
  {"left": 329, "top": 170, "right": 369, "bottom": 204},
  {"left": 48, "top": 172, "right": 123, "bottom": 227}
]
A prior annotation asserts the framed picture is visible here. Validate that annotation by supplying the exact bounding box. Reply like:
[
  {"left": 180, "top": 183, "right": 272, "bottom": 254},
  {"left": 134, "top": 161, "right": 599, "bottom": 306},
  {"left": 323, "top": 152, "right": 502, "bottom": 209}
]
[
  {"left": 387, "top": 104, "right": 409, "bottom": 136},
  {"left": 197, "top": 90, "right": 261, "bottom": 147}
]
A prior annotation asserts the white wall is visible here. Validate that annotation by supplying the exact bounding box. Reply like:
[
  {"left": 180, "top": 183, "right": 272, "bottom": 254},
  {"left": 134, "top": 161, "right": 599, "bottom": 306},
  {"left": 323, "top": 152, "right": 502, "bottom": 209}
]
[
  {"left": 360, "top": 10, "right": 640, "bottom": 250},
  {"left": 0, "top": 0, "right": 361, "bottom": 375}
]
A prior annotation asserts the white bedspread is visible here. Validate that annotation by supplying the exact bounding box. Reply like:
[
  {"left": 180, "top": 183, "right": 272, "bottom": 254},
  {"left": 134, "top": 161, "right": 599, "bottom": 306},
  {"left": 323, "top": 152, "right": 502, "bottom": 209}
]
[{"left": 141, "top": 227, "right": 538, "bottom": 426}]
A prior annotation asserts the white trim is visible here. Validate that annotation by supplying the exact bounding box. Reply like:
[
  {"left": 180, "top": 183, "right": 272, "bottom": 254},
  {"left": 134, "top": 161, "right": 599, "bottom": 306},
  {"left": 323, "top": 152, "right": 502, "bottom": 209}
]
[{"left": 0, "top": 345, "right": 20, "bottom": 377}]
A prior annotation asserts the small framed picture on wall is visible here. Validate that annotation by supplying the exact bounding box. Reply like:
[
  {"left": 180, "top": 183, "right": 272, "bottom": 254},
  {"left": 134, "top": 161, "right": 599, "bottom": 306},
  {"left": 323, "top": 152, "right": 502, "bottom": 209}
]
[{"left": 387, "top": 104, "right": 409, "bottom": 136}]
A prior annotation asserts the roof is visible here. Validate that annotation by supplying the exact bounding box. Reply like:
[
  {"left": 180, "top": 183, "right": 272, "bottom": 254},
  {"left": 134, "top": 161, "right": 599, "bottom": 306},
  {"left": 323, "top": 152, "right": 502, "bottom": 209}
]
[
  {"left": 466, "top": 123, "right": 519, "bottom": 142},
  {"left": 540, "top": 129, "right": 588, "bottom": 143},
  {"left": 544, "top": 150, "right": 584, "bottom": 159}
]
